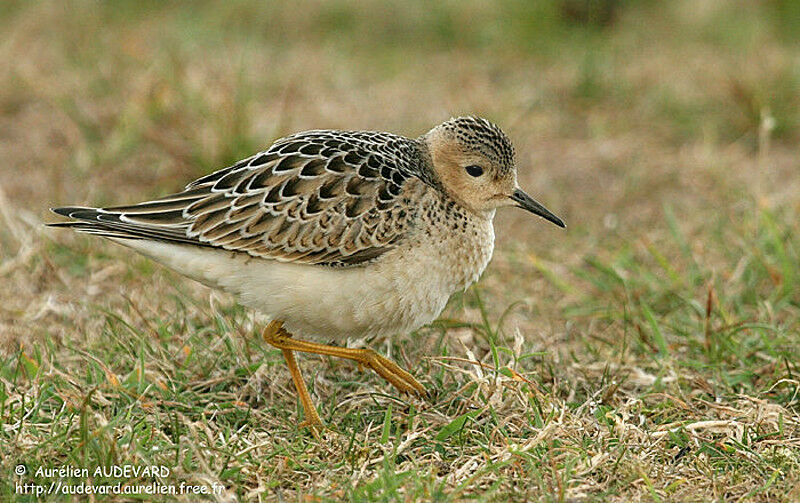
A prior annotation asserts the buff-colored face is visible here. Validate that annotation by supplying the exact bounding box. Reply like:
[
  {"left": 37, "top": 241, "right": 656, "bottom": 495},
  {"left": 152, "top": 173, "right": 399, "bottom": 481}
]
[
  {"left": 427, "top": 130, "right": 518, "bottom": 212},
  {"left": 425, "top": 120, "right": 565, "bottom": 227}
]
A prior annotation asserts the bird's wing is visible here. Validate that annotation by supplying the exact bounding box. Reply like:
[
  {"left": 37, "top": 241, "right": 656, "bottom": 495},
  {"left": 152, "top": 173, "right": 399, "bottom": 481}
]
[{"left": 51, "top": 130, "right": 425, "bottom": 267}]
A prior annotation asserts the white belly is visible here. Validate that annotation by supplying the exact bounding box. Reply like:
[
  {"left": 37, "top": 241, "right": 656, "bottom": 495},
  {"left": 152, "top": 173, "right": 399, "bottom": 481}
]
[{"left": 110, "top": 220, "right": 494, "bottom": 341}]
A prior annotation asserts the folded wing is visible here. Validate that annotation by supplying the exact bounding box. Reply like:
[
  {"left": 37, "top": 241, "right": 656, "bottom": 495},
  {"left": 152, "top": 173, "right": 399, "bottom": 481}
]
[{"left": 51, "top": 130, "right": 422, "bottom": 267}]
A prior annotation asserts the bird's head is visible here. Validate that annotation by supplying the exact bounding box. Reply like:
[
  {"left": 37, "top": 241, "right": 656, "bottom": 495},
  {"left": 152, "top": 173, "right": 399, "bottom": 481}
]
[{"left": 423, "top": 116, "right": 565, "bottom": 228}]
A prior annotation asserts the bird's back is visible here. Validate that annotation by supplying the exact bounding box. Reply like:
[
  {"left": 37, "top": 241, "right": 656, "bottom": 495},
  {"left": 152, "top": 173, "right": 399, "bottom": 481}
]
[{"left": 50, "top": 129, "right": 432, "bottom": 268}]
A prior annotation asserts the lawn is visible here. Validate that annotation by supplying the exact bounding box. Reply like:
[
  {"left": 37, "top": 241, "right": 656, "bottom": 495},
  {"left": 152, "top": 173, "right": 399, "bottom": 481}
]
[{"left": 1, "top": 1, "right": 799, "bottom": 501}]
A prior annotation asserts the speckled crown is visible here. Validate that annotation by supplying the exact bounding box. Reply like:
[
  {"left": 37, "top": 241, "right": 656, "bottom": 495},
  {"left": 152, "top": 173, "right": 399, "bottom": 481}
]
[{"left": 438, "top": 116, "right": 516, "bottom": 172}]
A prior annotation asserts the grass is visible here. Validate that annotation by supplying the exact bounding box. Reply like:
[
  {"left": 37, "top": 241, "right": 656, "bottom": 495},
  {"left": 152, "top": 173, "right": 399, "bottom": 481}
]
[{"left": 1, "top": 0, "right": 800, "bottom": 500}]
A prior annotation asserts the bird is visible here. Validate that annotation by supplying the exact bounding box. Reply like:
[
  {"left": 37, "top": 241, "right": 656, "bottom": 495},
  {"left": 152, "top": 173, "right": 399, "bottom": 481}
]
[{"left": 49, "top": 116, "right": 565, "bottom": 428}]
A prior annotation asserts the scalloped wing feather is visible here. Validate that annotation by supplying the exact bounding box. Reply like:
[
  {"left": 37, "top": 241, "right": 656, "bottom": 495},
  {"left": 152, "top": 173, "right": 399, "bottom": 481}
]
[{"left": 53, "top": 131, "right": 425, "bottom": 267}]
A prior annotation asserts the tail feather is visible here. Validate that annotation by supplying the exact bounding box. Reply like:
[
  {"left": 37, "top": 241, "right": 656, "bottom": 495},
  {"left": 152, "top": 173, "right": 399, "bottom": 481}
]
[{"left": 48, "top": 206, "right": 205, "bottom": 246}]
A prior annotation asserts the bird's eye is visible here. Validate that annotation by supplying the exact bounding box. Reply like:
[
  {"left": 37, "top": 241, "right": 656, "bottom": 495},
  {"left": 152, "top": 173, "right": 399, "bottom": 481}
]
[{"left": 465, "top": 165, "right": 484, "bottom": 177}]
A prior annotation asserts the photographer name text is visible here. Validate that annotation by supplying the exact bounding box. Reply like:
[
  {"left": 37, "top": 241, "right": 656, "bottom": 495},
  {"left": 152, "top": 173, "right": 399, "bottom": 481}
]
[{"left": 34, "top": 464, "right": 170, "bottom": 478}]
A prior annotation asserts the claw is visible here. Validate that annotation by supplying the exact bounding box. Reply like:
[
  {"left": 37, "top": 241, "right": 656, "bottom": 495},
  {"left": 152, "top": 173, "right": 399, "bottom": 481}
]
[
  {"left": 298, "top": 418, "right": 325, "bottom": 438},
  {"left": 359, "top": 349, "right": 426, "bottom": 397}
]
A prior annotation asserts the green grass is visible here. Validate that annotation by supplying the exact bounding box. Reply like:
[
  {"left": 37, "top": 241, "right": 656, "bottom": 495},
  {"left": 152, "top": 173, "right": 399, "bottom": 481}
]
[{"left": 2, "top": 0, "right": 800, "bottom": 501}]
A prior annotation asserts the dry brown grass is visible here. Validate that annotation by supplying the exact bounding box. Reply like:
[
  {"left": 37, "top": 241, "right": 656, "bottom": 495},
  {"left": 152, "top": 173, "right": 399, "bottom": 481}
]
[{"left": 2, "top": 1, "right": 799, "bottom": 501}]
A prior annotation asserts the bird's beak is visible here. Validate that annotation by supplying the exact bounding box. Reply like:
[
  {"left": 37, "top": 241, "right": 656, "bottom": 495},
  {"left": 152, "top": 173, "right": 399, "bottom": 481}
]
[{"left": 510, "top": 188, "right": 566, "bottom": 228}]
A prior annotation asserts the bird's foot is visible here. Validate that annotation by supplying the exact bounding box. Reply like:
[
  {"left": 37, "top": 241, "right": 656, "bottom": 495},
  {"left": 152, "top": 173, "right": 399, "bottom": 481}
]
[{"left": 355, "top": 349, "right": 426, "bottom": 398}]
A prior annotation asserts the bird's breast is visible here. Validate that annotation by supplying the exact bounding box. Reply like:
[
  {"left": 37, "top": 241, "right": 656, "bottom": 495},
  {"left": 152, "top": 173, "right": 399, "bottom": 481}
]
[{"left": 353, "top": 212, "right": 494, "bottom": 337}]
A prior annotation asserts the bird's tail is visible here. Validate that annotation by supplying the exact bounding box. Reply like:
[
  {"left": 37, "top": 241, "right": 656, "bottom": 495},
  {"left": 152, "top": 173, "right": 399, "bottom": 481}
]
[{"left": 48, "top": 205, "right": 200, "bottom": 246}]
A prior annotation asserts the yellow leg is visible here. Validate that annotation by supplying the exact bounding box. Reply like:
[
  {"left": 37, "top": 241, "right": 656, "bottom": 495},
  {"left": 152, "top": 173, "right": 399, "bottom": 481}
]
[
  {"left": 280, "top": 348, "right": 323, "bottom": 429},
  {"left": 262, "top": 320, "right": 425, "bottom": 400}
]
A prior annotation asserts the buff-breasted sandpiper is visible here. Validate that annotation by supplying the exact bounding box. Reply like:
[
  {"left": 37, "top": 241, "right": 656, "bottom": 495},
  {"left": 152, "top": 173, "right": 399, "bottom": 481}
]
[{"left": 50, "top": 116, "right": 565, "bottom": 428}]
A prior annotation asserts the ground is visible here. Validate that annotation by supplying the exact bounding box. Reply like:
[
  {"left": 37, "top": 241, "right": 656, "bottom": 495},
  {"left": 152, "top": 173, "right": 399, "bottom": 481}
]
[{"left": 1, "top": 1, "right": 799, "bottom": 501}]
